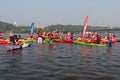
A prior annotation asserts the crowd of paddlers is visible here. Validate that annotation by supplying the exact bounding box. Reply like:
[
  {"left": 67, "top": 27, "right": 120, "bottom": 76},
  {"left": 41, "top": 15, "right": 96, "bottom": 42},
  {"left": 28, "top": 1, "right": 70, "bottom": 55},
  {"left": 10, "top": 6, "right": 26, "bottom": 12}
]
[{"left": 0, "top": 30, "right": 118, "bottom": 46}]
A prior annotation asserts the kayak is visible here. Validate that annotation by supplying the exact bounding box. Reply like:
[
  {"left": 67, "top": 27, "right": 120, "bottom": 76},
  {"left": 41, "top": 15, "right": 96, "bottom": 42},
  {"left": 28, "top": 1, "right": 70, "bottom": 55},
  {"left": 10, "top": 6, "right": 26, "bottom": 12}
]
[
  {"left": 22, "top": 43, "right": 31, "bottom": 48},
  {"left": 74, "top": 41, "right": 88, "bottom": 46},
  {"left": 73, "top": 41, "right": 106, "bottom": 47},
  {"left": 7, "top": 43, "right": 30, "bottom": 51},
  {"left": 7, "top": 45, "right": 22, "bottom": 51},
  {"left": 54, "top": 39, "right": 73, "bottom": 43},
  {"left": 86, "top": 43, "right": 106, "bottom": 47},
  {"left": 22, "top": 39, "right": 36, "bottom": 43},
  {"left": 54, "top": 39, "right": 64, "bottom": 43},
  {"left": 0, "top": 40, "right": 10, "bottom": 44},
  {"left": 45, "top": 38, "right": 50, "bottom": 42},
  {"left": 62, "top": 40, "right": 73, "bottom": 43},
  {"left": 101, "top": 39, "right": 117, "bottom": 44}
]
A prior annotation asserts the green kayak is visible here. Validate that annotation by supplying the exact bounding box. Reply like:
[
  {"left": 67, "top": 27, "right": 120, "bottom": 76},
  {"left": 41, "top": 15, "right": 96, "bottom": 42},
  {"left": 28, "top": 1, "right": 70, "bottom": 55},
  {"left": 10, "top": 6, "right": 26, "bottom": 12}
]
[
  {"left": 22, "top": 39, "right": 37, "bottom": 43},
  {"left": 45, "top": 38, "right": 50, "bottom": 42},
  {"left": 73, "top": 41, "right": 106, "bottom": 47}
]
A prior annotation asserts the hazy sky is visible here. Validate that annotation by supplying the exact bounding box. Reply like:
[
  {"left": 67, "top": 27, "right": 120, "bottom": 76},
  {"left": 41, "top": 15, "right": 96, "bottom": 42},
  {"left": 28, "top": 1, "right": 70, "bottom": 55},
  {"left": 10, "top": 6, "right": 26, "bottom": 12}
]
[{"left": 0, "top": 0, "right": 120, "bottom": 27}]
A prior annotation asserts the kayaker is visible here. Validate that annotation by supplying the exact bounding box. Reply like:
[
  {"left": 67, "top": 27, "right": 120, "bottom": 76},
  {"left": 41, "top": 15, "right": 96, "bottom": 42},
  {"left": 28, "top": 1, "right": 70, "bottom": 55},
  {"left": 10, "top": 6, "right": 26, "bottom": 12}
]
[
  {"left": 96, "top": 33, "right": 101, "bottom": 44},
  {"left": 107, "top": 32, "right": 112, "bottom": 47},
  {"left": 70, "top": 32, "right": 74, "bottom": 40},
  {"left": 29, "top": 32, "right": 33, "bottom": 39},
  {"left": 42, "top": 32, "right": 46, "bottom": 41},
  {"left": 55, "top": 31, "right": 60, "bottom": 39},
  {"left": 112, "top": 34, "right": 117, "bottom": 40},
  {"left": 9, "top": 35, "right": 16, "bottom": 45},
  {"left": 48, "top": 32, "right": 54, "bottom": 43},
  {"left": 37, "top": 32, "right": 43, "bottom": 43},
  {"left": 9, "top": 35, "right": 20, "bottom": 45},
  {"left": 9, "top": 31, "right": 14, "bottom": 45},
  {"left": 13, "top": 35, "right": 19, "bottom": 45},
  {"left": 108, "top": 36, "right": 112, "bottom": 47},
  {"left": 66, "top": 32, "right": 71, "bottom": 40},
  {"left": 0, "top": 32, "right": 3, "bottom": 39},
  {"left": 48, "top": 32, "right": 54, "bottom": 39}
]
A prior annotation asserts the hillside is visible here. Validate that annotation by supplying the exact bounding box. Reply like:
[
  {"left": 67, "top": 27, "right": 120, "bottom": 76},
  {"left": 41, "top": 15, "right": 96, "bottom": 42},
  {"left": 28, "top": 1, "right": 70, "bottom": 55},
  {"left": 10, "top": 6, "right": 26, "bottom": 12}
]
[
  {"left": 0, "top": 21, "right": 30, "bottom": 33},
  {"left": 0, "top": 21, "right": 15, "bottom": 32},
  {"left": 0, "top": 21, "right": 119, "bottom": 33}
]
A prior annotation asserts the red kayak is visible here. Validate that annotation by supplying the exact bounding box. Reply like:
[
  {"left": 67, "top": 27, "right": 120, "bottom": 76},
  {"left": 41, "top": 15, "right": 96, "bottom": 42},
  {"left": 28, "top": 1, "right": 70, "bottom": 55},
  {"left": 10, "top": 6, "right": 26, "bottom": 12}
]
[
  {"left": 54, "top": 39, "right": 63, "bottom": 42},
  {"left": 0, "top": 40, "right": 10, "bottom": 44},
  {"left": 62, "top": 40, "right": 73, "bottom": 43},
  {"left": 101, "top": 39, "right": 117, "bottom": 44}
]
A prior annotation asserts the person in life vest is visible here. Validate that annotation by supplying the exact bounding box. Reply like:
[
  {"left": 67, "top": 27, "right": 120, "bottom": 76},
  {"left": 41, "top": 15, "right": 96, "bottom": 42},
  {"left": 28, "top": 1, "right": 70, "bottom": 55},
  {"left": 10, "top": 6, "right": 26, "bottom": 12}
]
[
  {"left": 9, "top": 35, "right": 18, "bottom": 45},
  {"left": 48, "top": 32, "right": 54, "bottom": 39},
  {"left": 70, "top": 32, "right": 74, "bottom": 40},
  {"left": 37, "top": 32, "right": 42, "bottom": 44},
  {"left": 29, "top": 32, "right": 33, "bottom": 39},
  {"left": 55, "top": 31, "right": 60, "bottom": 39},
  {"left": 42, "top": 32, "right": 46, "bottom": 41},
  {"left": 0, "top": 32, "right": 3, "bottom": 39},
  {"left": 96, "top": 33, "right": 101, "bottom": 44},
  {"left": 107, "top": 31, "right": 113, "bottom": 47},
  {"left": 9, "top": 31, "right": 14, "bottom": 45},
  {"left": 66, "top": 32, "right": 71, "bottom": 40}
]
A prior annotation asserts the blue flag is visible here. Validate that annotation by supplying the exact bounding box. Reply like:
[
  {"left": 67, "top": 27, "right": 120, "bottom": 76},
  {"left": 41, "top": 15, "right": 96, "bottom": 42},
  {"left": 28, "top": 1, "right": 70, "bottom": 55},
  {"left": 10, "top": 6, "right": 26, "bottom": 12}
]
[{"left": 30, "top": 22, "right": 35, "bottom": 33}]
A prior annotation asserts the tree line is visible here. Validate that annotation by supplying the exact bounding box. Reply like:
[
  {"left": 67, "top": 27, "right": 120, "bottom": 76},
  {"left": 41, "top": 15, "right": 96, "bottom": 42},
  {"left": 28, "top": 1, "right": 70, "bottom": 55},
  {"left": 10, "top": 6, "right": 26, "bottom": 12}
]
[{"left": 0, "top": 21, "right": 119, "bottom": 33}]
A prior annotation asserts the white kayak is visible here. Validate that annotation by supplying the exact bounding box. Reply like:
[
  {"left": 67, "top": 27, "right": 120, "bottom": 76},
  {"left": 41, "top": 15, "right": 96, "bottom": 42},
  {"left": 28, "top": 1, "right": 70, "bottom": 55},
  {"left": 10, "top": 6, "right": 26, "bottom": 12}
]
[{"left": 7, "top": 43, "right": 31, "bottom": 51}]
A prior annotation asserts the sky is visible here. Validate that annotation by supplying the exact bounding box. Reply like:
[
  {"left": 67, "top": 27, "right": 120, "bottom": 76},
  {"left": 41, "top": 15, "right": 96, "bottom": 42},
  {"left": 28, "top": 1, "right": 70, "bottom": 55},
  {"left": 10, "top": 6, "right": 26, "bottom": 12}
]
[{"left": 0, "top": 0, "right": 120, "bottom": 27}]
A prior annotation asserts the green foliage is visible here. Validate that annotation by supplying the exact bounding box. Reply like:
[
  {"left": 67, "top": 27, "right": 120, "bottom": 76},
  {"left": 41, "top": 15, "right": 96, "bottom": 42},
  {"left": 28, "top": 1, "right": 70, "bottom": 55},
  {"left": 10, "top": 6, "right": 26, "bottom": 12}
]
[{"left": 0, "top": 21, "right": 119, "bottom": 33}]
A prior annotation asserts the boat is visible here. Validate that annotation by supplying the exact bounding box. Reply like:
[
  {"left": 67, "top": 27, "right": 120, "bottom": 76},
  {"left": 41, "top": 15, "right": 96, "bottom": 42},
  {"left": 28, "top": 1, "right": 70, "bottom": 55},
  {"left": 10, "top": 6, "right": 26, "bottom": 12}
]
[
  {"left": 22, "top": 43, "right": 31, "bottom": 48},
  {"left": 7, "top": 45, "right": 22, "bottom": 51},
  {"left": 62, "top": 39, "right": 73, "bottom": 43},
  {"left": 0, "top": 40, "right": 10, "bottom": 45},
  {"left": 7, "top": 43, "right": 30, "bottom": 51},
  {"left": 101, "top": 39, "right": 117, "bottom": 44},
  {"left": 22, "top": 39, "right": 36, "bottom": 43},
  {"left": 73, "top": 41, "right": 106, "bottom": 47},
  {"left": 53, "top": 39, "right": 63, "bottom": 43}
]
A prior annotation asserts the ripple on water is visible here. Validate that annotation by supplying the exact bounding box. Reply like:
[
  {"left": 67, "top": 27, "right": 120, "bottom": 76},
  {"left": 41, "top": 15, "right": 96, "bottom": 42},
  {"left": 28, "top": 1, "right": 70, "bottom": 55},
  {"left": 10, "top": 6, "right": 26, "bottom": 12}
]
[{"left": 0, "top": 41, "right": 120, "bottom": 80}]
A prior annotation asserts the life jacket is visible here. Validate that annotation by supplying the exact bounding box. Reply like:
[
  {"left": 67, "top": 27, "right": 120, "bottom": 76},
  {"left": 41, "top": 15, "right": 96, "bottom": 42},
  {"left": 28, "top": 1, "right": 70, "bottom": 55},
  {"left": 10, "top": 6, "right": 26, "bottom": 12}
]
[
  {"left": 49, "top": 33, "right": 54, "bottom": 39},
  {"left": 55, "top": 33, "right": 59, "bottom": 39},
  {"left": 109, "top": 34, "right": 112, "bottom": 39},
  {"left": 87, "top": 33, "right": 91, "bottom": 38},
  {"left": 38, "top": 33, "right": 42, "bottom": 37},
  {"left": 30, "top": 33, "right": 33, "bottom": 37},
  {"left": 0, "top": 33, "right": 3, "bottom": 37}
]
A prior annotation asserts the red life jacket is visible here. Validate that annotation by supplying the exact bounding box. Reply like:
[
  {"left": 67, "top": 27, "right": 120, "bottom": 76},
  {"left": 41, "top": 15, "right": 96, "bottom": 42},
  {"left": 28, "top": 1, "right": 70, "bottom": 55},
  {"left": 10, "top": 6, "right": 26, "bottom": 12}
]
[
  {"left": 38, "top": 33, "right": 42, "bottom": 37},
  {"left": 55, "top": 33, "right": 59, "bottom": 39},
  {"left": 30, "top": 33, "right": 33, "bottom": 37},
  {"left": 0, "top": 33, "right": 3, "bottom": 37},
  {"left": 49, "top": 33, "right": 54, "bottom": 38}
]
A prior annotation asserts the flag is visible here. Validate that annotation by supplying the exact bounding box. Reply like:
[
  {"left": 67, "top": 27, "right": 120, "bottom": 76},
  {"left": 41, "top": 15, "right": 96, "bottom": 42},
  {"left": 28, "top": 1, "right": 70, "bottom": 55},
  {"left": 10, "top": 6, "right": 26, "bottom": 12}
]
[
  {"left": 30, "top": 22, "right": 35, "bottom": 33},
  {"left": 82, "top": 16, "right": 88, "bottom": 41}
]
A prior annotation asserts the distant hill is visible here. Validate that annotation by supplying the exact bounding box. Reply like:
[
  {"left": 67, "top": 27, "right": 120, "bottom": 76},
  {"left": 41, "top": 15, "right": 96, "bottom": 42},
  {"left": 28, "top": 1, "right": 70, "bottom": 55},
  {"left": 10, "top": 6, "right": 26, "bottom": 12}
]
[
  {"left": 0, "top": 21, "right": 120, "bottom": 33},
  {"left": 44, "top": 24, "right": 118, "bottom": 33},
  {"left": 0, "top": 21, "right": 30, "bottom": 33},
  {"left": 0, "top": 21, "right": 15, "bottom": 32},
  {"left": 44, "top": 24, "right": 83, "bottom": 33}
]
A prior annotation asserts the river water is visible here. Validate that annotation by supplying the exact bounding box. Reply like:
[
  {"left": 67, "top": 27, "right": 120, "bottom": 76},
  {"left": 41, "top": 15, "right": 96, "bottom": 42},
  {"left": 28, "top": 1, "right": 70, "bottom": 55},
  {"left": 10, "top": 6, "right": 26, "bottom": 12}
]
[{"left": 0, "top": 33, "right": 120, "bottom": 80}]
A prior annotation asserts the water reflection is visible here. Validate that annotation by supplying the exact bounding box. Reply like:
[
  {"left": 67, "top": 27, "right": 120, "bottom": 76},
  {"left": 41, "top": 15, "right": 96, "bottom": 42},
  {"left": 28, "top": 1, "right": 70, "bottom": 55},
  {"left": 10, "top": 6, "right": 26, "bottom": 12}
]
[
  {"left": 48, "top": 43, "right": 54, "bottom": 53},
  {"left": 106, "top": 46, "right": 112, "bottom": 53},
  {"left": 0, "top": 40, "right": 119, "bottom": 80},
  {"left": 8, "top": 49, "right": 22, "bottom": 54}
]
